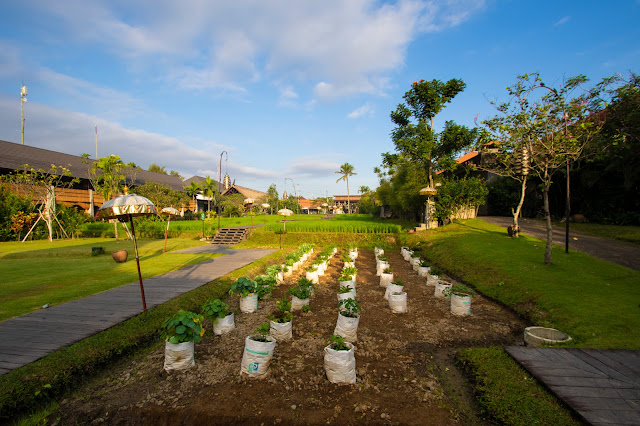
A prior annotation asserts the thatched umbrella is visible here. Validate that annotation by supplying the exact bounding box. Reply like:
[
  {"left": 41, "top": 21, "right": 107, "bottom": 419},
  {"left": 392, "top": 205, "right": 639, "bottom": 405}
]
[
  {"left": 277, "top": 208, "right": 294, "bottom": 248},
  {"left": 160, "top": 207, "right": 180, "bottom": 253},
  {"left": 97, "top": 192, "right": 157, "bottom": 311},
  {"left": 419, "top": 186, "right": 438, "bottom": 228},
  {"left": 244, "top": 198, "right": 255, "bottom": 228}
]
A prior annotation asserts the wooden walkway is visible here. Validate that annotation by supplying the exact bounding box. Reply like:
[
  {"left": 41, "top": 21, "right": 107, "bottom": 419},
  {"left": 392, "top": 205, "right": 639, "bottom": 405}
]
[
  {"left": 506, "top": 346, "right": 640, "bottom": 425},
  {"left": 0, "top": 246, "right": 275, "bottom": 375}
]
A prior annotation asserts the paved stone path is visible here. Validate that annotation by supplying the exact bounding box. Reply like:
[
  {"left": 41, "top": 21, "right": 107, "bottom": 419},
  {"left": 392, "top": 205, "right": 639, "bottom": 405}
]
[
  {"left": 479, "top": 216, "right": 640, "bottom": 271},
  {"left": 0, "top": 246, "right": 275, "bottom": 375},
  {"left": 506, "top": 346, "right": 640, "bottom": 425}
]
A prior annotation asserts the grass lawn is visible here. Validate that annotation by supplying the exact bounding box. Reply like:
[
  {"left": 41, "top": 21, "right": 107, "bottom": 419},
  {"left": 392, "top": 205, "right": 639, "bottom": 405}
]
[
  {"left": 0, "top": 237, "right": 219, "bottom": 322},
  {"left": 406, "top": 219, "right": 640, "bottom": 349}
]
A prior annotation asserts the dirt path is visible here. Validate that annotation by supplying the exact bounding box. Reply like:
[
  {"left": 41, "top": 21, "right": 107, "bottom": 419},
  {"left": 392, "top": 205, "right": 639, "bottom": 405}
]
[{"left": 53, "top": 248, "right": 526, "bottom": 425}]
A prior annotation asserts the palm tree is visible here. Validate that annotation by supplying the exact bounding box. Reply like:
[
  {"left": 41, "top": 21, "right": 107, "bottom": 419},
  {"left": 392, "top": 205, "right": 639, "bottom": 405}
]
[
  {"left": 184, "top": 181, "right": 201, "bottom": 212},
  {"left": 335, "top": 163, "right": 356, "bottom": 214},
  {"left": 201, "top": 176, "right": 217, "bottom": 218},
  {"left": 359, "top": 185, "right": 370, "bottom": 194}
]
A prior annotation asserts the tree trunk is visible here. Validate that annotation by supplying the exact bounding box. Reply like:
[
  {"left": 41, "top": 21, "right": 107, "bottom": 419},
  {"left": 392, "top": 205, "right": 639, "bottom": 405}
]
[
  {"left": 346, "top": 176, "right": 350, "bottom": 214},
  {"left": 511, "top": 176, "right": 527, "bottom": 237},
  {"left": 543, "top": 185, "right": 553, "bottom": 265},
  {"left": 114, "top": 221, "right": 119, "bottom": 241}
]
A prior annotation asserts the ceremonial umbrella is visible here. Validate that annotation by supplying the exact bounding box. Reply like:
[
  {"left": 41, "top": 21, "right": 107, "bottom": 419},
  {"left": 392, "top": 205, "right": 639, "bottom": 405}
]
[
  {"left": 419, "top": 186, "right": 438, "bottom": 228},
  {"left": 160, "top": 207, "right": 180, "bottom": 253},
  {"left": 261, "top": 203, "right": 270, "bottom": 223},
  {"left": 244, "top": 198, "right": 255, "bottom": 228},
  {"left": 277, "top": 208, "right": 294, "bottom": 248},
  {"left": 97, "top": 191, "right": 157, "bottom": 311}
]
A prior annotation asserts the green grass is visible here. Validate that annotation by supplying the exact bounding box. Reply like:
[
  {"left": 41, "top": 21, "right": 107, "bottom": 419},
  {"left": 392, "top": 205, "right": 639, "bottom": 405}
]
[
  {"left": 0, "top": 238, "right": 219, "bottom": 322},
  {"left": 553, "top": 221, "right": 640, "bottom": 245},
  {"left": 263, "top": 214, "right": 402, "bottom": 233},
  {"left": 1, "top": 249, "right": 287, "bottom": 422},
  {"left": 456, "top": 347, "right": 580, "bottom": 426},
  {"left": 404, "top": 219, "right": 640, "bottom": 349}
]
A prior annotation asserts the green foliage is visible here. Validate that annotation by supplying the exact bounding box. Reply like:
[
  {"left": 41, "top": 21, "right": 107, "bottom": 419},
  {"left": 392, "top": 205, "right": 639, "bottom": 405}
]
[
  {"left": 254, "top": 274, "right": 276, "bottom": 299},
  {"left": 289, "top": 285, "right": 311, "bottom": 300},
  {"left": 329, "top": 334, "right": 349, "bottom": 351},
  {"left": 252, "top": 322, "right": 271, "bottom": 342},
  {"left": 430, "top": 266, "right": 442, "bottom": 276},
  {"left": 201, "top": 299, "right": 229, "bottom": 323},
  {"left": 301, "top": 304, "right": 310, "bottom": 313},
  {"left": 391, "top": 280, "right": 404, "bottom": 286},
  {"left": 265, "top": 264, "right": 283, "bottom": 277},
  {"left": 147, "top": 163, "right": 167, "bottom": 174},
  {"left": 264, "top": 217, "right": 401, "bottom": 233},
  {"left": 269, "top": 296, "right": 292, "bottom": 323},
  {"left": 434, "top": 177, "right": 488, "bottom": 224},
  {"left": 457, "top": 347, "right": 579, "bottom": 425},
  {"left": 134, "top": 181, "right": 189, "bottom": 210},
  {"left": 338, "top": 298, "right": 361, "bottom": 317},
  {"left": 341, "top": 266, "right": 358, "bottom": 277},
  {"left": 444, "top": 283, "right": 475, "bottom": 298},
  {"left": 229, "top": 276, "right": 257, "bottom": 297},
  {"left": 161, "top": 310, "right": 205, "bottom": 344},
  {"left": 0, "top": 185, "right": 35, "bottom": 242},
  {"left": 335, "top": 163, "right": 357, "bottom": 213},
  {"left": 338, "top": 285, "right": 354, "bottom": 294}
]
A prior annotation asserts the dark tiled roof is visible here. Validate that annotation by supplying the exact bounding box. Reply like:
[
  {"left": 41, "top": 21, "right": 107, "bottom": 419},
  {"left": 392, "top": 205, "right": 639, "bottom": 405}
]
[{"left": 0, "top": 139, "right": 185, "bottom": 191}]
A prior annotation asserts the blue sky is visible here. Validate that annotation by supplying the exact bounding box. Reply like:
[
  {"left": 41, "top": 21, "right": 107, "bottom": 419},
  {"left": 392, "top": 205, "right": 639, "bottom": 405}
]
[{"left": 1, "top": 1, "right": 638, "bottom": 198}]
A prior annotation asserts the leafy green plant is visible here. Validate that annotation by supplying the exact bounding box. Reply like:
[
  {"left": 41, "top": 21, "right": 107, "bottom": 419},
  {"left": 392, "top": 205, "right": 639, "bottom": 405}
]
[
  {"left": 420, "top": 260, "right": 430, "bottom": 267},
  {"left": 337, "top": 274, "right": 354, "bottom": 282},
  {"left": 342, "top": 266, "right": 358, "bottom": 276},
  {"left": 377, "top": 254, "right": 388, "bottom": 262},
  {"left": 391, "top": 280, "right": 404, "bottom": 287},
  {"left": 444, "top": 283, "right": 476, "bottom": 298},
  {"left": 255, "top": 274, "right": 277, "bottom": 299},
  {"left": 383, "top": 267, "right": 393, "bottom": 274},
  {"left": 430, "top": 266, "right": 442, "bottom": 276},
  {"left": 338, "top": 298, "right": 361, "bottom": 318},
  {"left": 229, "top": 276, "right": 257, "bottom": 297},
  {"left": 298, "top": 276, "right": 315, "bottom": 292},
  {"left": 269, "top": 296, "right": 293, "bottom": 323},
  {"left": 289, "top": 285, "right": 311, "bottom": 300},
  {"left": 338, "top": 285, "right": 354, "bottom": 294},
  {"left": 329, "top": 334, "right": 349, "bottom": 351},
  {"left": 162, "top": 310, "right": 205, "bottom": 344},
  {"left": 251, "top": 322, "right": 271, "bottom": 342},
  {"left": 302, "top": 305, "right": 310, "bottom": 313},
  {"left": 341, "top": 253, "right": 354, "bottom": 262},
  {"left": 201, "top": 299, "right": 230, "bottom": 323},
  {"left": 265, "top": 264, "right": 283, "bottom": 278},
  {"left": 306, "top": 264, "right": 318, "bottom": 272}
]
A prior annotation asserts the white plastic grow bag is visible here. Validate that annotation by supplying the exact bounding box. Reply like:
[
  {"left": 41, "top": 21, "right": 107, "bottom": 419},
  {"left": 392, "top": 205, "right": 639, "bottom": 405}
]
[
  {"left": 384, "top": 283, "right": 405, "bottom": 300},
  {"left": 164, "top": 341, "right": 195, "bottom": 371},
  {"left": 240, "top": 335, "right": 277, "bottom": 378},
  {"left": 306, "top": 270, "right": 319, "bottom": 284},
  {"left": 388, "top": 291, "right": 407, "bottom": 313},
  {"left": 376, "top": 261, "right": 390, "bottom": 276},
  {"left": 324, "top": 343, "right": 356, "bottom": 384},
  {"left": 427, "top": 274, "right": 439, "bottom": 286},
  {"left": 450, "top": 293, "right": 471, "bottom": 316},
  {"left": 212, "top": 313, "right": 235, "bottom": 335},
  {"left": 270, "top": 320, "right": 293, "bottom": 341},
  {"left": 417, "top": 266, "right": 430, "bottom": 277},
  {"left": 337, "top": 290, "right": 356, "bottom": 301},
  {"left": 380, "top": 272, "right": 394, "bottom": 288},
  {"left": 239, "top": 293, "right": 258, "bottom": 313},
  {"left": 334, "top": 313, "right": 359, "bottom": 342},
  {"left": 291, "top": 296, "right": 310, "bottom": 311},
  {"left": 411, "top": 257, "right": 421, "bottom": 271},
  {"left": 434, "top": 281, "right": 452, "bottom": 299}
]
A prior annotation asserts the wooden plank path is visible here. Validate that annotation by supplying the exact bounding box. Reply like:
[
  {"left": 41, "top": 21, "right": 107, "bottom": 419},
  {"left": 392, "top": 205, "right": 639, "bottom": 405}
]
[
  {"left": 506, "top": 346, "right": 640, "bottom": 425},
  {"left": 0, "top": 246, "right": 275, "bottom": 375}
]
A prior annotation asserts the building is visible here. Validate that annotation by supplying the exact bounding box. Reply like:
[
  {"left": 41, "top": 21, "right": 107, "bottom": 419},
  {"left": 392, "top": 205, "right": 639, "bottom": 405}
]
[{"left": 333, "top": 195, "right": 361, "bottom": 213}]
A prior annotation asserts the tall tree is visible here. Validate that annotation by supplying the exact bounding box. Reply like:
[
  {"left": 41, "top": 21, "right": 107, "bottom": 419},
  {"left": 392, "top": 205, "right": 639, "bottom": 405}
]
[
  {"left": 90, "top": 155, "right": 126, "bottom": 240},
  {"left": 390, "top": 78, "right": 473, "bottom": 187},
  {"left": 267, "top": 183, "right": 279, "bottom": 214},
  {"left": 148, "top": 163, "right": 167, "bottom": 174},
  {"left": 335, "top": 163, "right": 356, "bottom": 213},
  {"left": 184, "top": 181, "right": 201, "bottom": 212},
  {"left": 490, "top": 73, "right": 615, "bottom": 264},
  {"left": 201, "top": 176, "right": 218, "bottom": 218}
]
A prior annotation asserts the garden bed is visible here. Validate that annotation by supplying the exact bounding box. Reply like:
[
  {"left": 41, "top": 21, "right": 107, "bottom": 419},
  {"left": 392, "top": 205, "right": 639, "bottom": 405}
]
[{"left": 51, "top": 248, "right": 527, "bottom": 424}]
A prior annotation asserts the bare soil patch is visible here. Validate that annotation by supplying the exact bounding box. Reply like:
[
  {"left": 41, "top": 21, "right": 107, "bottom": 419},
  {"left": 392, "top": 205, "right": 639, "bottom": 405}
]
[{"left": 51, "top": 248, "right": 526, "bottom": 425}]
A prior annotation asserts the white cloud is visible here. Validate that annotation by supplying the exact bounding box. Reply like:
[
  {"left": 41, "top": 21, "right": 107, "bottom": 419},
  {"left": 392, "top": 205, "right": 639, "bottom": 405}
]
[
  {"left": 347, "top": 103, "right": 374, "bottom": 119},
  {"left": 20, "top": 0, "right": 486, "bottom": 99},
  {"left": 554, "top": 16, "right": 570, "bottom": 27}
]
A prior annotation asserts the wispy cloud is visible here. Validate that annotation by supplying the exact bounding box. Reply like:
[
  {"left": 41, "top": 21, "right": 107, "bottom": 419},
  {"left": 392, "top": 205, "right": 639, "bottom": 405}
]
[
  {"left": 347, "top": 103, "right": 374, "bottom": 119},
  {"left": 554, "top": 16, "right": 570, "bottom": 27}
]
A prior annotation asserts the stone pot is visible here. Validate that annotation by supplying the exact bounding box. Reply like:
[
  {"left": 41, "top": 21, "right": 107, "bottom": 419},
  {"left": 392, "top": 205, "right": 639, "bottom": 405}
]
[{"left": 112, "top": 249, "right": 128, "bottom": 263}]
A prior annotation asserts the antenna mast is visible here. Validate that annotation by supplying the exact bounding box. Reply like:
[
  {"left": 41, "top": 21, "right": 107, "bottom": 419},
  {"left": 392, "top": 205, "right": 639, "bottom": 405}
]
[{"left": 20, "top": 85, "right": 27, "bottom": 145}]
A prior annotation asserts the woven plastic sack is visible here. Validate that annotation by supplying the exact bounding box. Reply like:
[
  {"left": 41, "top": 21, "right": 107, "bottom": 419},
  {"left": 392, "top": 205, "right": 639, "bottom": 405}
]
[
  {"left": 291, "top": 296, "right": 309, "bottom": 311},
  {"left": 324, "top": 343, "right": 356, "bottom": 384},
  {"left": 240, "top": 335, "right": 276, "bottom": 378},
  {"left": 239, "top": 293, "right": 258, "bottom": 313},
  {"left": 270, "top": 320, "right": 293, "bottom": 341},
  {"left": 376, "top": 261, "right": 390, "bottom": 276},
  {"left": 334, "top": 313, "right": 359, "bottom": 342},
  {"left": 434, "top": 281, "right": 452, "bottom": 298},
  {"left": 384, "top": 283, "right": 404, "bottom": 300},
  {"left": 388, "top": 292, "right": 407, "bottom": 313},
  {"left": 417, "top": 266, "right": 430, "bottom": 277},
  {"left": 338, "top": 290, "right": 356, "bottom": 301},
  {"left": 427, "top": 274, "right": 439, "bottom": 286},
  {"left": 212, "top": 313, "right": 235, "bottom": 335},
  {"left": 450, "top": 293, "right": 471, "bottom": 316},
  {"left": 380, "top": 273, "right": 394, "bottom": 288},
  {"left": 164, "top": 341, "right": 195, "bottom": 371}
]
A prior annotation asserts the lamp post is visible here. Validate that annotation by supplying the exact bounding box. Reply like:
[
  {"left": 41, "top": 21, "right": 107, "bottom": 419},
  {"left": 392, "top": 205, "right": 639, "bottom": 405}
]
[
  {"left": 244, "top": 198, "right": 255, "bottom": 228},
  {"left": 419, "top": 186, "right": 438, "bottom": 229},
  {"left": 284, "top": 177, "right": 299, "bottom": 215},
  {"left": 218, "top": 151, "right": 228, "bottom": 230},
  {"left": 20, "top": 85, "right": 27, "bottom": 145}
]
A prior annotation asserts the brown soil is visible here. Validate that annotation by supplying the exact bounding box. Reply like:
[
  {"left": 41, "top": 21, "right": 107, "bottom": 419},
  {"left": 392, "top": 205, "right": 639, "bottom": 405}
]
[{"left": 51, "top": 249, "right": 526, "bottom": 425}]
